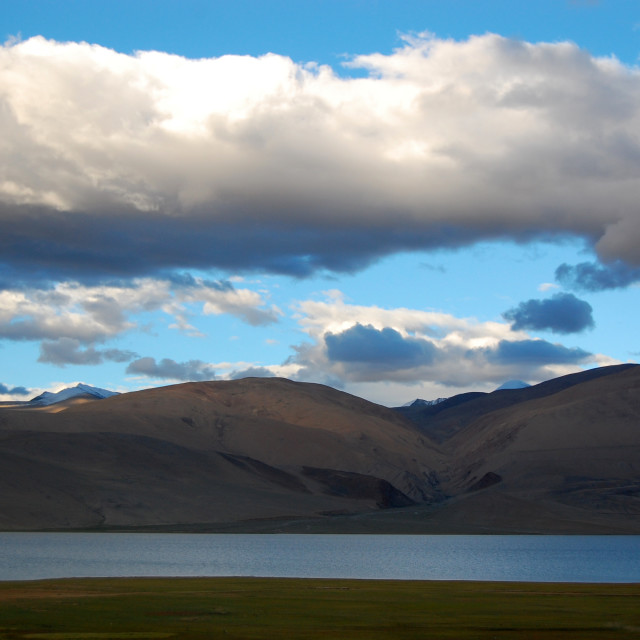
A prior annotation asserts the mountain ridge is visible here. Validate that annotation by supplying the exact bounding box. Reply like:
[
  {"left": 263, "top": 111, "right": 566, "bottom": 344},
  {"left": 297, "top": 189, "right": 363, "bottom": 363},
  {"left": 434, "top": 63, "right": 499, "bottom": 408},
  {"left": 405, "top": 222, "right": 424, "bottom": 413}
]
[
  {"left": 0, "top": 364, "right": 638, "bottom": 533},
  {"left": 393, "top": 363, "right": 637, "bottom": 443}
]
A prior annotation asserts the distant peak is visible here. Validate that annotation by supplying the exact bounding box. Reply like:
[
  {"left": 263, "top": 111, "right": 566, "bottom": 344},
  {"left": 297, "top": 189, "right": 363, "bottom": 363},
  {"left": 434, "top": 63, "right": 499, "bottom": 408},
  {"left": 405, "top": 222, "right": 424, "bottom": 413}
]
[
  {"left": 495, "top": 380, "right": 531, "bottom": 391},
  {"left": 402, "top": 397, "right": 448, "bottom": 408},
  {"left": 29, "top": 383, "right": 119, "bottom": 406}
]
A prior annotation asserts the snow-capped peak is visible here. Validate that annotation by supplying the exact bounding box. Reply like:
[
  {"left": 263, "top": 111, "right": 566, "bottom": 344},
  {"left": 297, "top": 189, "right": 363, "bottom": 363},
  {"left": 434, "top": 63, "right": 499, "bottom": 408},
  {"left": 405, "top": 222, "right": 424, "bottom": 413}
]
[
  {"left": 401, "top": 396, "right": 448, "bottom": 408},
  {"left": 29, "top": 383, "right": 119, "bottom": 406},
  {"left": 495, "top": 380, "right": 531, "bottom": 391}
]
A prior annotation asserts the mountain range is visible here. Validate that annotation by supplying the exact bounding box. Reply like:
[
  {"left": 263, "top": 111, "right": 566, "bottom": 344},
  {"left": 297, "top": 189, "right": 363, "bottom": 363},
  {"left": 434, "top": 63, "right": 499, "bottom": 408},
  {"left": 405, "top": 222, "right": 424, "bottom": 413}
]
[{"left": 0, "top": 364, "right": 638, "bottom": 533}]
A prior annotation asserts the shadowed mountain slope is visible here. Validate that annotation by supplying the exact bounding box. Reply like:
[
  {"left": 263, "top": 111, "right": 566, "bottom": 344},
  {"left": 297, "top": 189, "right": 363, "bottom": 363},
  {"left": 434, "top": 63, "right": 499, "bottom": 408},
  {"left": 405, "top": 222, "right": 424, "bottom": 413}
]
[
  {"left": 394, "top": 363, "right": 637, "bottom": 443},
  {"left": 429, "top": 364, "right": 640, "bottom": 532},
  {"left": 0, "top": 377, "right": 443, "bottom": 530}
]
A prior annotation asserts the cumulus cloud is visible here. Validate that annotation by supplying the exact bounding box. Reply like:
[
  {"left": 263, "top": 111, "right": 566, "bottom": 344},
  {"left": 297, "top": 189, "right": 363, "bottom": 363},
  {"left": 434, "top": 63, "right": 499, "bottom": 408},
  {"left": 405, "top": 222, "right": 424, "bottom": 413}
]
[
  {"left": 1, "top": 34, "right": 640, "bottom": 282},
  {"left": 289, "top": 292, "right": 602, "bottom": 387},
  {"left": 126, "top": 357, "right": 217, "bottom": 381},
  {"left": 503, "top": 292, "right": 595, "bottom": 333},
  {"left": 0, "top": 382, "right": 30, "bottom": 396},
  {"left": 556, "top": 260, "right": 640, "bottom": 291},
  {"left": 325, "top": 324, "right": 436, "bottom": 368}
]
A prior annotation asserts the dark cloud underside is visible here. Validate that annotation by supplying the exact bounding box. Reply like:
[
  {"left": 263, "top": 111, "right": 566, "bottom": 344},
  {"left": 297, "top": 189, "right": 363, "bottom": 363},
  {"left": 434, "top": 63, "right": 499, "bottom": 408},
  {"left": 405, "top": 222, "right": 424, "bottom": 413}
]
[
  {"left": 0, "top": 204, "right": 532, "bottom": 282},
  {"left": 126, "top": 357, "right": 216, "bottom": 381},
  {"left": 326, "top": 324, "right": 436, "bottom": 368},
  {"left": 556, "top": 261, "right": 640, "bottom": 291},
  {"left": 0, "top": 383, "right": 30, "bottom": 396},
  {"left": 486, "top": 339, "right": 592, "bottom": 365},
  {"left": 503, "top": 293, "right": 594, "bottom": 334},
  {"left": 38, "top": 338, "right": 137, "bottom": 366}
]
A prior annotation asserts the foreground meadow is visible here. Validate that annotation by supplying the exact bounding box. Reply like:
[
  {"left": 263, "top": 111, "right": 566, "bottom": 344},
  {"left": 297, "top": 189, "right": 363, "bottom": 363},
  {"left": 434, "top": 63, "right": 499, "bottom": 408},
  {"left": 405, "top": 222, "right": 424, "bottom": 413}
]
[{"left": 0, "top": 577, "right": 639, "bottom": 639}]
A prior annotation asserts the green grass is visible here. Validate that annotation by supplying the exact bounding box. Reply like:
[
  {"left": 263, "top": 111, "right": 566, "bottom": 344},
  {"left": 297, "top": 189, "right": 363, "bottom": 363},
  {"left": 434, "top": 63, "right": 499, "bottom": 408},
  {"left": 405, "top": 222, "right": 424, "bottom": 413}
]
[{"left": 1, "top": 577, "right": 639, "bottom": 639}]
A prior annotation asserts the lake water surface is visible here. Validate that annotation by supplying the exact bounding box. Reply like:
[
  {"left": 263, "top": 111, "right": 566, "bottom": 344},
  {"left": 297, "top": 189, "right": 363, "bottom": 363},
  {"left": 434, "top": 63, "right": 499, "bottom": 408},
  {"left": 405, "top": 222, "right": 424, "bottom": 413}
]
[{"left": 1, "top": 533, "right": 639, "bottom": 582}]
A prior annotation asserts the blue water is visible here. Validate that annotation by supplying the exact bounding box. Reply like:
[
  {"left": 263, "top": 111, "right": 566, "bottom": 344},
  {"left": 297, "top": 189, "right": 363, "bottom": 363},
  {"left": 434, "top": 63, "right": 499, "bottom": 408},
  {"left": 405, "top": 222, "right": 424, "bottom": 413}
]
[{"left": 1, "top": 533, "right": 639, "bottom": 582}]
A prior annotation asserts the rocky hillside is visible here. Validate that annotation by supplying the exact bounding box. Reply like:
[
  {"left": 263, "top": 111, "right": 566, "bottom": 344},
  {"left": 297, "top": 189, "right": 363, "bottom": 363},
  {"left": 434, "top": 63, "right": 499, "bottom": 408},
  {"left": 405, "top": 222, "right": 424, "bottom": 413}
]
[{"left": 1, "top": 365, "right": 639, "bottom": 533}]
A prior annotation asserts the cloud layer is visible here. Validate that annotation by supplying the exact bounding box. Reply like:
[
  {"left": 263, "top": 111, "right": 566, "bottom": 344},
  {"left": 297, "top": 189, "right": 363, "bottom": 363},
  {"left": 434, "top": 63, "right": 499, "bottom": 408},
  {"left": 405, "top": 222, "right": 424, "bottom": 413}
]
[
  {"left": 2, "top": 33, "right": 640, "bottom": 282},
  {"left": 0, "top": 277, "right": 278, "bottom": 365}
]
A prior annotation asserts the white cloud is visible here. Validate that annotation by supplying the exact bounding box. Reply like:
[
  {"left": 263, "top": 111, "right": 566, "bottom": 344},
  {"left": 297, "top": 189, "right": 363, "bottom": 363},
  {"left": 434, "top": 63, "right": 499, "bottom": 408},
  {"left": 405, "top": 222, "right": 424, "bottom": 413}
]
[
  {"left": 294, "top": 290, "right": 514, "bottom": 347},
  {"left": 0, "top": 277, "right": 279, "bottom": 363},
  {"left": 0, "top": 285, "right": 135, "bottom": 343},
  {"left": 1, "top": 33, "right": 640, "bottom": 281},
  {"left": 288, "top": 291, "right": 605, "bottom": 396}
]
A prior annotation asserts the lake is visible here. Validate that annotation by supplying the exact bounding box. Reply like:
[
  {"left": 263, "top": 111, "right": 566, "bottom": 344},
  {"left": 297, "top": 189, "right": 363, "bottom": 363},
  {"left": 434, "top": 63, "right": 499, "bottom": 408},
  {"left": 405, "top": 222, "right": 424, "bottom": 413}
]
[{"left": 1, "top": 533, "right": 639, "bottom": 582}]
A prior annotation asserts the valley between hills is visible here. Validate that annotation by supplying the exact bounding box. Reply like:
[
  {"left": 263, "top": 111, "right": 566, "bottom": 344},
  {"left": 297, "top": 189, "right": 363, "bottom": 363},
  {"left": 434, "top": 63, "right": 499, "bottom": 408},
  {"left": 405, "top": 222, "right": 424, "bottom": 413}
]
[{"left": 1, "top": 363, "right": 639, "bottom": 534}]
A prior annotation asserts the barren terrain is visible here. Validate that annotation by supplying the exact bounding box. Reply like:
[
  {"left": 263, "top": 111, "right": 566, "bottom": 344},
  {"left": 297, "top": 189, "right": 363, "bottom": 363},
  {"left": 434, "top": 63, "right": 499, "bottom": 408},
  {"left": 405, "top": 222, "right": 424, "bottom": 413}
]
[{"left": 1, "top": 365, "right": 639, "bottom": 533}]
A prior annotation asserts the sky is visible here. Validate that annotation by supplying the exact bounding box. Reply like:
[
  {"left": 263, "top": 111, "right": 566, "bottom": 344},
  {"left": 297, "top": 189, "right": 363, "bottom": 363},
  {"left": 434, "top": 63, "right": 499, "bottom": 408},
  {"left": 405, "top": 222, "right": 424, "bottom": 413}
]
[{"left": 1, "top": 0, "right": 639, "bottom": 406}]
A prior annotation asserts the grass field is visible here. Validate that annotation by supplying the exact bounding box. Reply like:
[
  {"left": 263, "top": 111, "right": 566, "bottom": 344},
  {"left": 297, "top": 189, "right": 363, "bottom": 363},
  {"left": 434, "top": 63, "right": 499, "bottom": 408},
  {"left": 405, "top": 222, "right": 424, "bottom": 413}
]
[{"left": 1, "top": 577, "right": 639, "bottom": 639}]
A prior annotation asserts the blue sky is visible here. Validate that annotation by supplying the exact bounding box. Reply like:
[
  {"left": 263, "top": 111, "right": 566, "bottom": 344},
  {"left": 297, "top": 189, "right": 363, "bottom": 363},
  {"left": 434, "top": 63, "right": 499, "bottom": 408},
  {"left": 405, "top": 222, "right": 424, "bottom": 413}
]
[{"left": 1, "top": 0, "right": 639, "bottom": 405}]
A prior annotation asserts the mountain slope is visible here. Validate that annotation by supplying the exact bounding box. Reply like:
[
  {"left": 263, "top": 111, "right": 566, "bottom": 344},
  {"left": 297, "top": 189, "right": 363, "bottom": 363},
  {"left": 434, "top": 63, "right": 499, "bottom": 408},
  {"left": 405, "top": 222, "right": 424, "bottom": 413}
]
[
  {"left": 0, "top": 377, "right": 443, "bottom": 530},
  {"left": 434, "top": 364, "right": 640, "bottom": 531},
  {"left": 1, "top": 366, "right": 639, "bottom": 533},
  {"left": 394, "top": 363, "right": 637, "bottom": 443}
]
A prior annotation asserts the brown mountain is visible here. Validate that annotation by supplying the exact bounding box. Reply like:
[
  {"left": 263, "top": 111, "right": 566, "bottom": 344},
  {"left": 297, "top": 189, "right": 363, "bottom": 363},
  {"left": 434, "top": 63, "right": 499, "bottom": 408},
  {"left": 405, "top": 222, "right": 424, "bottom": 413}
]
[
  {"left": 395, "top": 363, "right": 638, "bottom": 443},
  {"left": 428, "top": 363, "right": 640, "bottom": 533},
  {"left": 1, "top": 365, "right": 639, "bottom": 533},
  {"left": 0, "top": 377, "right": 443, "bottom": 530}
]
